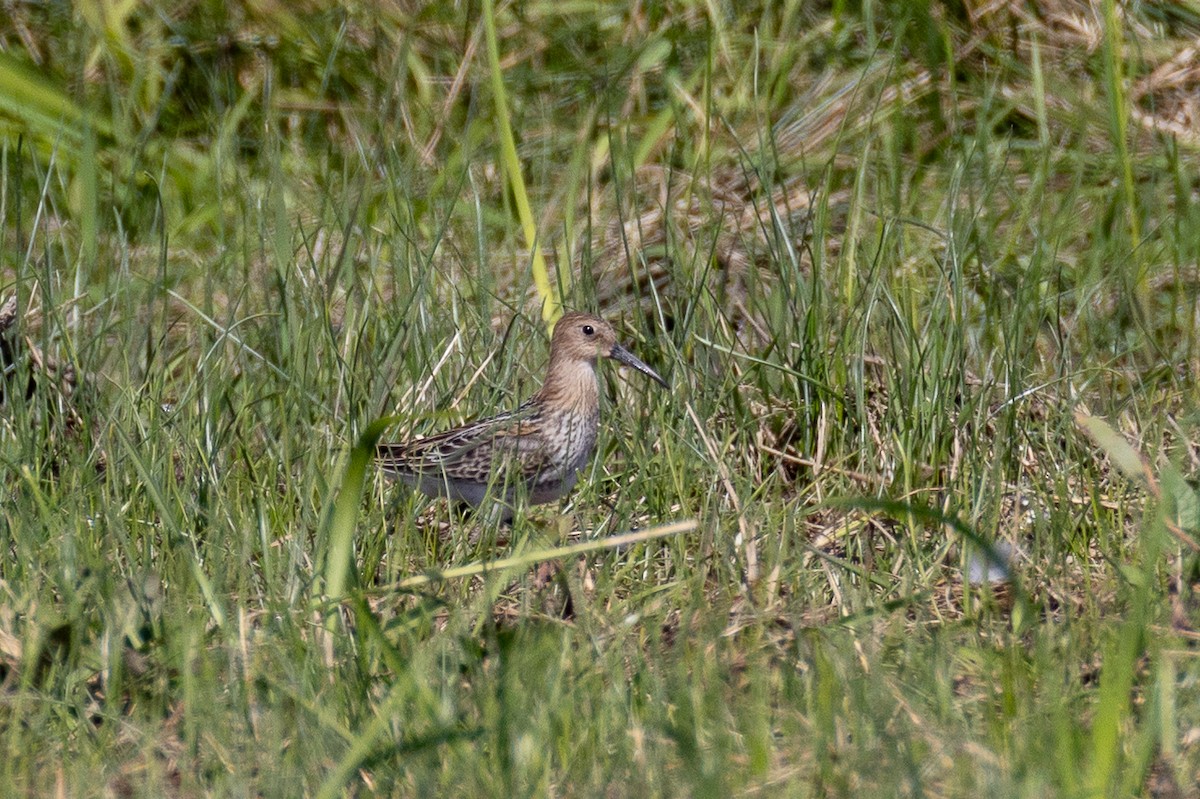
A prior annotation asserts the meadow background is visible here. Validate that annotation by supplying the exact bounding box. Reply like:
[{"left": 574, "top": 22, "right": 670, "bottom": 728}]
[{"left": 2, "top": 0, "right": 1199, "bottom": 795}]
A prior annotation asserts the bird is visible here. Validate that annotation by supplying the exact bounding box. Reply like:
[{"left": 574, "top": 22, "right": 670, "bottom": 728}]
[{"left": 377, "top": 312, "right": 668, "bottom": 520}]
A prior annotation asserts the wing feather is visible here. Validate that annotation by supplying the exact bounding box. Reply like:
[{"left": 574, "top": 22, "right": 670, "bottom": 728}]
[{"left": 376, "top": 400, "right": 544, "bottom": 480}]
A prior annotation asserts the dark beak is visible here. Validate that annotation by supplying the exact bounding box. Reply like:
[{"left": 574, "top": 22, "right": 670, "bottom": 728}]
[{"left": 610, "top": 343, "right": 669, "bottom": 389}]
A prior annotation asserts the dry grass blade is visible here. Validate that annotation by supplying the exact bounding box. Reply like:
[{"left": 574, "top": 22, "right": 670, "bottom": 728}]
[{"left": 378, "top": 519, "right": 698, "bottom": 592}]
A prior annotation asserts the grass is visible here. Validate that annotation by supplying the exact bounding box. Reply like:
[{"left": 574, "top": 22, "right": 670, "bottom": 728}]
[{"left": 2, "top": 0, "right": 1199, "bottom": 796}]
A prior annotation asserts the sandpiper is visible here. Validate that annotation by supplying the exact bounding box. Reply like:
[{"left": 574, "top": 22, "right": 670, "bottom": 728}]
[{"left": 377, "top": 312, "right": 668, "bottom": 519}]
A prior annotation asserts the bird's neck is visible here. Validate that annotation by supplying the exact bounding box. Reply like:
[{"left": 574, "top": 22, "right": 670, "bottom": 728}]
[{"left": 536, "top": 359, "right": 600, "bottom": 414}]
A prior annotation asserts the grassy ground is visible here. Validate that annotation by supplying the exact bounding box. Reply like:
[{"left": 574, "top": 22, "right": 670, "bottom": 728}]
[{"left": 2, "top": 1, "right": 1199, "bottom": 796}]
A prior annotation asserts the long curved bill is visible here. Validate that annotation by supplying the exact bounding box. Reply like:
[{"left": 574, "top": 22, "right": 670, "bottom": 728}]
[{"left": 610, "top": 343, "right": 669, "bottom": 389}]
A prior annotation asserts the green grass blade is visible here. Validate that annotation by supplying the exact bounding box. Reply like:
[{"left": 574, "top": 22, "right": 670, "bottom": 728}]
[
  {"left": 481, "top": 0, "right": 561, "bottom": 327},
  {"left": 320, "top": 417, "right": 395, "bottom": 607}
]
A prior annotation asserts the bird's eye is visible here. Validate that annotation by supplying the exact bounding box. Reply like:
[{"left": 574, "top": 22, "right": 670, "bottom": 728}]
[{"left": 582, "top": 325, "right": 595, "bottom": 336}]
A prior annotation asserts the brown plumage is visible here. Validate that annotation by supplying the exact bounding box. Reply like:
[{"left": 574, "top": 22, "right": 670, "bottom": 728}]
[{"left": 377, "top": 313, "right": 668, "bottom": 520}]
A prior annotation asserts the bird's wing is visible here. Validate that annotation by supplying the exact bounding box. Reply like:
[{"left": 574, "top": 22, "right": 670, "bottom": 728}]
[
  {"left": 376, "top": 401, "right": 545, "bottom": 479},
  {"left": 487, "top": 418, "right": 555, "bottom": 482}
]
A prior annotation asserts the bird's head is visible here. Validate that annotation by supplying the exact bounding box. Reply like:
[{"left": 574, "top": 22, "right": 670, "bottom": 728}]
[{"left": 550, "top": 312, "right": 668, "bottom": 388}]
